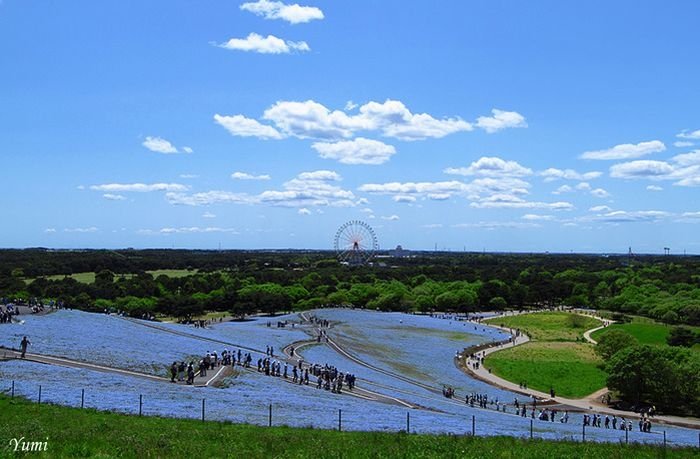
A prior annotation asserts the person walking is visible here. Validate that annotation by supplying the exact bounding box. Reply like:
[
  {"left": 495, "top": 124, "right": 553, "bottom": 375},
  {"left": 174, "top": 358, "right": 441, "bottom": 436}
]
[{"left": 20, "top": 336, "right": 31, "bottom": 358}]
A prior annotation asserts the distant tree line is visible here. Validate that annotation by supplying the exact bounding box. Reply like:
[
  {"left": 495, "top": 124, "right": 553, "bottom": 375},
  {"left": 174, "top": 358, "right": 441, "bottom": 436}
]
[{"left": 0, "top": 249, "right": 699, "bottom": 326}]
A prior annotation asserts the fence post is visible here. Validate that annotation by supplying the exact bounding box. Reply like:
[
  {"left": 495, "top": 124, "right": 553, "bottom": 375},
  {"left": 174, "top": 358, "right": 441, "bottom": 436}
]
[
  {"left": 530, "top": 419, "right": 533, "bottom": 439},
  {"left": 81, "top": 389, "right": 85, "bottom": 409},
  {"left": 268, "top": 403, "right": 272, "bottom": 427},
  {"left": 471, "top": 415, "right": 475, "bottom": 436},
  {"left": 139, "top": 394, "right": 143, "bottom": 416},
  {"left": 625, "top": 426, "right": 628, "bottom": 444},
  {"left": 38, "top": 385, "right": 42, "bottom": 404},
  {"left": 11, "top": 380, "right": 14, "bottom": 398},
  {"left": 406, "top": 411, "right": 410, "bottom": 433},
  {"left": 201, "top": 399, "right": 205, "bottom": 422},
  {"left": 338, "top": 409, "right": 342, "bottom": 431},
  {"left": 582, "top": 423, "right": 585, "bottom": 442},
  {"left": 663, "top": 431, "right": 666, "bottom": 448}
]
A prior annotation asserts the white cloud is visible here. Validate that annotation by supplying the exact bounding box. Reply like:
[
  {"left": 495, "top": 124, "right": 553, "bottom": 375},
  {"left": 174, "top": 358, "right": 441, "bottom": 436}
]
[
  {"left": 214, "top": 114, "right": 283, "bottom": 139},
  {"left": 298, "top": 208, "right": 312, "bottom": 215},
  {"left": 646, "top": 185, "right": 663, "bottom": 191},
  {"left": 522, "top": 214, "right": 555, "bottom": 221},
  {"left": 609, "top": 160, "right": 676, "bottom": 179},
  {"left": 553, "top": 185, "right": 573, "bottom": 194},
  {"left": 166, "top": 191, "right": 254, "bottom": 206},
  {"left": 444, "top": 157, "right": 532, "bottom": 177},
  {"left": 345, "top": 100, "right": 358, "bottom": 111},
  {"left": 182, "top": 146, "right": 194, "bottom": 154},
  {"left": 218, "top": 33, "right": 310, "bottom": 54},
  {"left": 469, "top": 194, "right": 573, "bottom": 210},
  {"left": 540, "top": 168, "right": 602, "bottom": 182},
  {"left": 232, "top": 172, "right": 271, "bottom": 181},
  {"left": 393, "top": 195, "right": 416, "bottom": 203},
  {"left": 44, "top": 228, "right": 56, "bottom": 233},
  {"left": 590, "top": 210, "right": 670, "bottom": 223},
  {"left": 359, "top": 181, "right": 469, "bottom": 196},
  {"left": 103, "top": 194, "right": 126, "bottom": 201},
  {"left": 422, "top": 223, "right": 443, "bottom": 228},
  {"left": 427, "top": 193, "right": 451, "bottom": 201},
  {"left": 240, "top": 0, "right": 324, "bottom": 24},
  {"left": 575, "top": 182, "right": 592, "bottom": 191},
  {"left": 677, "top": 129, "right": 700, "bottom": 140},
  {"left": 580, "top": 140, "right": 666, "bottom": 160},
  {"left": 312, "top": 137, "right": 396, "bottom": 165},
  {"left": 297, "top": 170, "right": 340, "bottom": 181},
  {"left": 475, "top": 109, "right": 527, "bottom": 133},
  {"left": 142, "top": 136, "right": 179, "bottom": 154},
  {"left": 64, "top": 227, "right": 98, "bottom": 233},
  {"left": 590, "top": 188, "right": 610, "bottom": 198},
  {"left": 589, "top": 205, "right": 612, "bottom": 212},
  {"left": 674, "top": 141, "right": 694, "bottom": 148},
  {"left": 180, "top": 174, "right": 199, "bottom": 179},
  {"left": 91, "top": 183, "right": 187, "bottom": 193},
  {"left": 202, "top": 212, "right": 216, "bottom": 218},
  {"left": 672, "top": 150, "right": 700, "bottom": 166},
  {"left": 381, "top": 215, "right": 400, "bottom": 221},
  {"left": 452, "top": 221, "right": 541, "bottom": 230},
  {"left": 143, "top": 227, "right": 239, "bottom": 235}
]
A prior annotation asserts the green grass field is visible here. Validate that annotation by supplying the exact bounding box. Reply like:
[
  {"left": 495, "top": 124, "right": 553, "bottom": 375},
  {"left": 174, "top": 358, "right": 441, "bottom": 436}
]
[
  {"left": 486, "top": 342, "right": 607, "bottom": 398},
  {"left": 485, "top": 312, "right": 601, "bottom": 341},
  {"left": 1, "top": 395, "right": 695, "bottom": 458},
  {"left": 590, "top": 317, "right": 700, "bottom": 351},
  {"left": 25, "top": 269, "right": 197, "bottom": 285},
  {"left": 483, "top": 312, "right": 605, "bottom": 398}
]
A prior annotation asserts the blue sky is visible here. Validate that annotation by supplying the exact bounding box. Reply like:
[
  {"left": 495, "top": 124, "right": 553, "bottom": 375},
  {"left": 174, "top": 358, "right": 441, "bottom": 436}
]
[{"left": 2, "top": 0, "right": 700, "bottom": 253}]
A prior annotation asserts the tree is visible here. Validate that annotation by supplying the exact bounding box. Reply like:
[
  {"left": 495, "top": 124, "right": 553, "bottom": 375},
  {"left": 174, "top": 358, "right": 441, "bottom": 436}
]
[
  {"left": 595, "top": 330, "right": 638, "bottom": 360},
  {"left": 667, "top": 326, "right": 698, "bottom": 347},
  {"left": 606, "top": 345, "right": 674, "bottom": 406}
]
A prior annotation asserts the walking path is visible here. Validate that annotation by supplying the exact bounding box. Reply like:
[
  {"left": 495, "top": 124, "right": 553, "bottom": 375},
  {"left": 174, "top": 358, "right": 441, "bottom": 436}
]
[{"left": 455, "top": 312, "right": 700, "bottom": 429}]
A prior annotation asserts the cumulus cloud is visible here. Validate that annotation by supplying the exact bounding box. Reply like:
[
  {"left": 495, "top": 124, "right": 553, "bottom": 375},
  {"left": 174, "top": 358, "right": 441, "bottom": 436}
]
[
  {"left": 312, "top": 137, "right": 396, "bottom": 165},
  {"left": 590, "top": 188, "right": 610, "bottom": 198},
  {"left": 232, "top": 172, "right": 271, "bottom": 180},
  {"left": 381, "top": 215, "right": 400, "bottom": 221},
  {"left": 590, "top": 210, "right": 670, "bottom": 223},
  {"left": 646, "top": 185, "right": 663, "bottom": 191},
  {"left": 444, "top": 157, "right": 532, "bottom": 177},
  {"left": 475, "top": 109, "right": 527, "bottom": 133},
  {"left": 522, "top": 214, "right": 555, "bottom": 221},
  {"left": 240, "top": 0, "right": 324, "bottom": 24},
  {"left": 297, "top": 170, "right": 340, "bottom": 181},
  {"left": 674, "top": 141, "right": 694, "bottom": 148},
  {"left": 167, "top": 170, "right": 355, "bottom": 208},
  {"left": 142, "top": 136, "right": 179, "bottom": 154},
  {"left": 677, "top": 129, "right": 700, "bottom": 140},
  {"left": 553, "top": 185, "right": 573, "bottom": 195},
  {"left": 91, "top": 183, "right": 188, "bottom": 193},
  {"left": 540, "top": 168, "right": 602, "bottom": 182},
  {"left": 182, "top": 146, "right": 194, "bottom": 154},
  {"left": 672, "top": 150, "right": 700, "bottom": 166},
  {"left": 392, "top": 195, "right": 416, "bottom": 203},
  {"left": 64, "top": 227, "right": 99, "bottom": 233},
  {"left": 103, "top": 194, "right": 126, "bottom": 201},
  {"left": 589, "top": 205, "right": 612, "bottom": 212},
  {"left": 609, "top": 160, "right": 677, "bottom": 180},
  {"left": 298, "top": 208, "right": 312, "bottom": 215},
  {"left": 214, "top": 114, "right": 284, "bottom": 139},
  {"left": 580, "top": 140, "right": 666, "bottom": 160},
  {"left": 469, "top": 194, "right": 573, "bottom": 210},
  {"left": 218, "top": 33, "right": 310, "bottom": 54},
  {"left": 141, "top": 227, "right": 239, "bottom": 235}
]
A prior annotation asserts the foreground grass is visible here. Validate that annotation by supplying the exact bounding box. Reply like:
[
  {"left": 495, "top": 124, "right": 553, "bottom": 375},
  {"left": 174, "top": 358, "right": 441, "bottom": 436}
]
[
  {"left": 485, "top": 312, "right": 601, "bottom": 341},
  {"left": 0, "top": 396, "right": 695, "bottom": 458},
  {"left": 486, "top": 342, "right": 607, "bottom": 398}
]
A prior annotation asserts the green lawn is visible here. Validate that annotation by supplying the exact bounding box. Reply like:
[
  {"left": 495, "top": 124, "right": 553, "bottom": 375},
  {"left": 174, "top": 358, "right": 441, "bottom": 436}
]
[
  {"left": 485, "top": 312, "right": 601, "bottom": 341},
  {"left": 483, "top": 312, "right": 606, "bottom": 398},
  {"left": 25, "top": 269, "right": 196, "bottom": 285},
  {"left": 486, "top": 342, "right": 607, "bottom": 398},
  {"left": 590, "top": 317, "right": 700, "bottom": 355},
  {"left": 1, "top": 395, "right": 695, "bottom": 458}
]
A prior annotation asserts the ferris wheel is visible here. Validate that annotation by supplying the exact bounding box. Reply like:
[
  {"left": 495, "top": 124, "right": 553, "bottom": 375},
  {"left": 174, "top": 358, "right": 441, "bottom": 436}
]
[{"left": 334, "top": 220, "right": 379, "bottom": 265}]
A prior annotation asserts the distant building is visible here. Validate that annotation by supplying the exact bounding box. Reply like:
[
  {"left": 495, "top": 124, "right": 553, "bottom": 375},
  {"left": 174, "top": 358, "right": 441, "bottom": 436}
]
[{"left": 389, "top": 245, "right": 411, "bottom": 258}]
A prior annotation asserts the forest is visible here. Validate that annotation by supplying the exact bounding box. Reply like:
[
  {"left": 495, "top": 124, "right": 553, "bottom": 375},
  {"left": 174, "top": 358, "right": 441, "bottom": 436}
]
[{"left": 1, "top": 249, "right": 699, "bottom": 327}]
